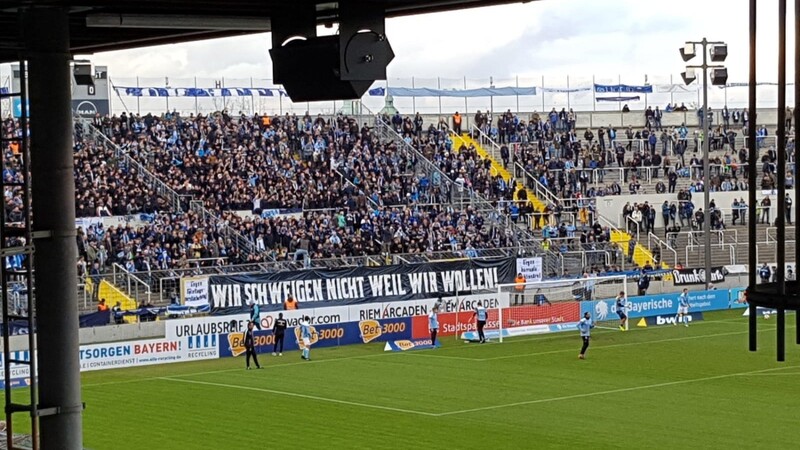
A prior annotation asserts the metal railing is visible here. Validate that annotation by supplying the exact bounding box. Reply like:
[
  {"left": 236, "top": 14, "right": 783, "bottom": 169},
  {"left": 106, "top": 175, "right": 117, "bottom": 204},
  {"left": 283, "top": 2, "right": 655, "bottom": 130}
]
[
  {"left": 647, "top": 232, "right": 679, "bottom": 267},
  {"left": 79, "top": 118, "right": 267, "bottom": 262},
  {"left": 111, "top": 263, "right": 152, "bottom": 305},
  {"left": 766, "top": 226, "right": 796, "bottom": 244},
  {"left": 79, "top": 119, "right": 186, "bottom": 212},
  {"left": 375, "top": 116, "right": 571, "bottom": 276},
  {"left": 684, "top": 244, "right": 736, "bottom": 266},
  {"left": 187, "top": 200, "right": 264, "bottom": 261},
  {"left": 625, "top": 216, "right": 641, "bottom": 241}
]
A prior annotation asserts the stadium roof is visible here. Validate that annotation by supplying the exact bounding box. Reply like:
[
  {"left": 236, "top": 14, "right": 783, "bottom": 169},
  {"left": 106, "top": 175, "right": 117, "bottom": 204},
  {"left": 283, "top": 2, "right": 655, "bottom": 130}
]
[{"left": 0, "top": 1, "right": 528, "bottom": 63}]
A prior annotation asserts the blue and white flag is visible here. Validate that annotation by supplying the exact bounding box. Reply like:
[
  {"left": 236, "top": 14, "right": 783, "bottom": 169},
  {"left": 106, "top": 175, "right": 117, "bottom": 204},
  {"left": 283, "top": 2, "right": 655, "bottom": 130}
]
[{"left": 594, "top": 84, "right": 653, "bottom": 94}]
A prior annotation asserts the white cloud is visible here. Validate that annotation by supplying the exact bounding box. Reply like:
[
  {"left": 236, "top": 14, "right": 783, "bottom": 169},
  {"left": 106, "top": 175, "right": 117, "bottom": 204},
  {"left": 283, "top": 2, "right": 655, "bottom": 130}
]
[
  {"left": 81, "top": 0, "right": 795, "bottom": 85},
  {"left": 1, "top": 0, "right": 794, "bottom": 113}
]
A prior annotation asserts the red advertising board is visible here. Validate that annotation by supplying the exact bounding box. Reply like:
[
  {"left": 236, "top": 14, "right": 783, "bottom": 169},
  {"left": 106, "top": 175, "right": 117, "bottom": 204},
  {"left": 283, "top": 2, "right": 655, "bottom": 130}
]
[
  {"left": 411, "top": 303, "right": 579, "bottom": 339},
  {"left": 503, "top": 303, "right": 580, "bottom": 328}
]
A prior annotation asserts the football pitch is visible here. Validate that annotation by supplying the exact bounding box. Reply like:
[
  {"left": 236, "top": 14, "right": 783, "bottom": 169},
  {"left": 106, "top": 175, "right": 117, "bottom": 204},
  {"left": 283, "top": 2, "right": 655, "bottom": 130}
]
[{"left": 9, "top": 310, "right": 800, "bottom": 449}]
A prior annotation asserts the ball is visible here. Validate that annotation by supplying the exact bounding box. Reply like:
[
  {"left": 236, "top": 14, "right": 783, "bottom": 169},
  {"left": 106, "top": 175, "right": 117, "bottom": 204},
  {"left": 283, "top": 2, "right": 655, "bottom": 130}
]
[{"left": 763, "top": 313, "right": 770, "bottom": 320}]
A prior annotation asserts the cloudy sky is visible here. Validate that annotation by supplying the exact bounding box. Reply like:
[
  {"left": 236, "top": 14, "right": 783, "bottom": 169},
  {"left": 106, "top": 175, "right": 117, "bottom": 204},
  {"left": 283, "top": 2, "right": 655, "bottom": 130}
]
[
  {"left": 82, "top": 0, "right": 794, "bottom": 82},
  {"left": 1, "top": 0, "right": 794, "bottom": 113}
]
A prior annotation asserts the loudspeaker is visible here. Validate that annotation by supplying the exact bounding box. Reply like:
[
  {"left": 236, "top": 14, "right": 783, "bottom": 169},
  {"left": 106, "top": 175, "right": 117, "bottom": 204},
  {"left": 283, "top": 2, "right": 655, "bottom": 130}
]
[
  {"left": 271, "top": 36, "right": 377, "bottom": 101},
  {"left": 269, "top": 1, "right": 393, "bottom": 102},
  {"left": 711, "top": 68, "right": 728, "bottom": 86},
  {"left": 73, "top": 63, "right": 94, "bottom": 86},
  {"left": 710, "top": 45, "right": 727, "bottom": 62}
]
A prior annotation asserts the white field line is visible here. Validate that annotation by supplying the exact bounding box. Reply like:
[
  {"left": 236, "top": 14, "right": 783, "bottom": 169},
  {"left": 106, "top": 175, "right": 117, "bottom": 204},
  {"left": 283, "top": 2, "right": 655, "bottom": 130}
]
[
  {"left": 160, "top": 365, "right": 800, "bottom": 418},
  {"left": 81, "top": 352, "right": 394, "bottom": 388},
  {"left": 159, "top": 376, "right": 439, "bottom": 417},
  {"left": 82, "top": 317, "right": 771, "bottom": 388},
  {"left": 478, "top": 328, "right": 777, "bottom": 362},
  {"left": 736, "top": 372, "right": 800, "bottom": 377},
  {"left": 436, "top": 365, "right": 800, "bottom": 416}
]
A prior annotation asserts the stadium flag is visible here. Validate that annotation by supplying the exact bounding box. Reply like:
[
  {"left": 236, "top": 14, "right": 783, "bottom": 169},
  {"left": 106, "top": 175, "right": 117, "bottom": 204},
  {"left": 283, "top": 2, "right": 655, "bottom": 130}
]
[
  {"left": 594, "top": 83, "right": 653, "bottom": 93},
  {"left": 596, "top": 96, "right": 641, "bottom": 102},
  {"left": 367, "top": 86, "right": 538, "bottom": 97},
  {"left": 720, "top": 82, "right": 794, "bottom": 89},
  {"left": 538, "top": 86, "right": 592, "bottom": 93},
  {"left": 115, "top": 87, "right": 282, "bottom": 97}
]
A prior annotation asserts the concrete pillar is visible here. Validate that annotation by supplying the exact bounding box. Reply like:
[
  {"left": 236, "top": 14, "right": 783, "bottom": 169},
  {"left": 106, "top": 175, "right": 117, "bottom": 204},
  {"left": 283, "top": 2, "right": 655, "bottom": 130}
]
[{"left": 22, "top": 7, "right": 83, "bottom": 449}]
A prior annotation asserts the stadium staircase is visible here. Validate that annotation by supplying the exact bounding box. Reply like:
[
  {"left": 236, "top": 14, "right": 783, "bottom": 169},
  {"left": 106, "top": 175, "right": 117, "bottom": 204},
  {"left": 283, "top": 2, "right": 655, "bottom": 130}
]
[
  {"left": 460, "top": 126, "right": 660, "bottom": 270},
  {"left": 84, "top": 278, "right": 138, "bottom": 321},
  {"left": 375, "top": 119, "right": 574, "bottom": 275},
  {"left": 450, "top": 132, "right": 546, "bottom": 213}
]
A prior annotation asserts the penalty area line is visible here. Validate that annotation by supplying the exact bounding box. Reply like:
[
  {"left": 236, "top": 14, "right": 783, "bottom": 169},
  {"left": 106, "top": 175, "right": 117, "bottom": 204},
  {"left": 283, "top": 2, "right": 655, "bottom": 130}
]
[
  {"left": 158, "top": 376, "right": 439, "bottom": 417},
  {"left": 478, "top": 327, "right": 789, "bottom": 362},
  {"left": 437, "top": 364, "right": 800, "bottom": 416}
]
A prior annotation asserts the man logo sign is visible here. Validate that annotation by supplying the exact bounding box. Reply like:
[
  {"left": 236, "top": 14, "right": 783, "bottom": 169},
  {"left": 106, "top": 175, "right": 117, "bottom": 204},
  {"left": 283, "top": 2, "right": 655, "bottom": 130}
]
[{"left": 74, "top": 101, "right": 99, "bottom": 116}]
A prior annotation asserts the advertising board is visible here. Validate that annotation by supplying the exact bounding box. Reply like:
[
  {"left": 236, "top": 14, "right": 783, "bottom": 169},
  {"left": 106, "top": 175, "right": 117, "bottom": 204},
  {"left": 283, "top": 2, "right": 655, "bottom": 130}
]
[
  {"left": 217, "top": 318, "right": 412, "bottom": 357},
  {"left": 166, "top": 293, "right": 509, "bottom": 339},
  {"left": 580, "top": 289, "right": 737, "bottom": 320}
]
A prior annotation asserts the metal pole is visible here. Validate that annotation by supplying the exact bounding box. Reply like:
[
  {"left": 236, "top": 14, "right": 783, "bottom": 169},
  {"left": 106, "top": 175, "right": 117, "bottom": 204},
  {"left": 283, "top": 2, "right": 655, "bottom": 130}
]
[
  {"left": 412, "top": 76, "right": 416, "bottom": 113},
  {"left": 795, "top": 0, "right": 800, "bottom": 345},
  {"left": 437, "top": 77, "right": 442, "bottom": 115},
  {"left": 222, "top": 76, "right": 227, "bottom": 111},
  {"left": 490, "top": 75, "right": 494, "bottom": 116},
  {"left": 776, "top": 0, "right": 787, "bottom": 362},
  {"left": 541, "top": 75, "right": 545, "bottom": 111},
  {"left": 23, "top": 7, "right": 83, "bottom": 448},
  {"left": 136, "top": 76, "right": 140, "bottom": 115},
  {"left": 702, "top": 39, "right": 712, "bottom": 291},
  {"left": 670, "top": 74, "right": 675, "bottom": 106},
  {"left": 566, "top": 75, "right": 571, "bottom": 110},
  {"left": 464, "top": 76, "right": 468, "bottom": 117},
  {"left": 748, "top": 0, "right": 758, "bottom": 352},
  {"left": 165, "top": 76, "right": 169, "bottom": 112}
]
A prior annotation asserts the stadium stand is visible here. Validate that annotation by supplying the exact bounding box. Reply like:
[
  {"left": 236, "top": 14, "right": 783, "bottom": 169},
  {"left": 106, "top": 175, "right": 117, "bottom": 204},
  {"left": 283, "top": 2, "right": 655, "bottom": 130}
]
[{"left": 3, "top": 104, "right": 789, "bottom": 310}]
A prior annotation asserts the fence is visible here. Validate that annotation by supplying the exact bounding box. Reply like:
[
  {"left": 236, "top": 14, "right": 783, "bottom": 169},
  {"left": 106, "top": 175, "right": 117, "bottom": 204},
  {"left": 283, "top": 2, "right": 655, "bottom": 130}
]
[{"left": 105, "top": 74, "right": 797, "bottom": 117}]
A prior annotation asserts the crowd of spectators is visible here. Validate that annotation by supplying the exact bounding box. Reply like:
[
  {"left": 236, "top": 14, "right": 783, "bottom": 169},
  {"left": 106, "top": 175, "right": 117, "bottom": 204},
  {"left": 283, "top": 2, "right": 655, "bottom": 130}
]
[
  {"left": 10, "top": 102, "right": 792, "bottom": 281},
  {"left": 71, "top": 110, "right": 528, "bottom": 273}
]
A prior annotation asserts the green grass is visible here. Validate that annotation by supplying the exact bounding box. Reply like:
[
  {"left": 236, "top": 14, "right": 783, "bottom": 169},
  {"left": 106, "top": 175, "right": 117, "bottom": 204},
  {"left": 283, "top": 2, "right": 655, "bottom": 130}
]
[{"left": 7, "top": 310, "right": 800, "bottom": 449}]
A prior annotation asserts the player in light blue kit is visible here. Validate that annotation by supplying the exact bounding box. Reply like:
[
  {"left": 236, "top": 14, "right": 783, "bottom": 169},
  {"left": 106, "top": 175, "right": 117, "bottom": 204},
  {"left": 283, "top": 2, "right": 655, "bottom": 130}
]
[
  {"left": 299, "top": 316, "right": 312, "bottom": 360},
  {"left": 676, "top": 288, "right": 690, "bottom": 327},
  {"left": 577, "top": 312, "right": 595, "bottom": 359},
  {"left": 471, "top": 301, "right": 488, "bottom": 343}
]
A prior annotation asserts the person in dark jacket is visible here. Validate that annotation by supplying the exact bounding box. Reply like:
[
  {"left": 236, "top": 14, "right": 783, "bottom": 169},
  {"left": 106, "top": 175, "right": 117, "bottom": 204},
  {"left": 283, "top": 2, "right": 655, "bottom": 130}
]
[
  {"left": 244, "top": 321, "right": 262, "bottom": 370},
  {"left": 272, "top": 313, "right": 288, "bottom": 356}
]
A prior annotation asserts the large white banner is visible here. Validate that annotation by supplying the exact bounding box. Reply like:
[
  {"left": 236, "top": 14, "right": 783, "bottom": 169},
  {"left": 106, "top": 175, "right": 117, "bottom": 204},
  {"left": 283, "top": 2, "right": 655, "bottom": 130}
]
[
  {"left": 516, "top": 257, "right": 543, "bottom": 283},
  {"left": 165, "top": 293, "right": 510, "bottom": 339},
  {"left": 181, "top": 276, "right": 210, "bottom": 308}
]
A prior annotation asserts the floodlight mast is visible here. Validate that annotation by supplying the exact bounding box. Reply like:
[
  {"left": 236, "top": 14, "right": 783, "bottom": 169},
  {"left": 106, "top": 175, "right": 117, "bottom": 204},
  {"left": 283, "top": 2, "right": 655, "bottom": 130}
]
[{"left": 678, "top": 38, "right": 727, "bottom": 292}]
